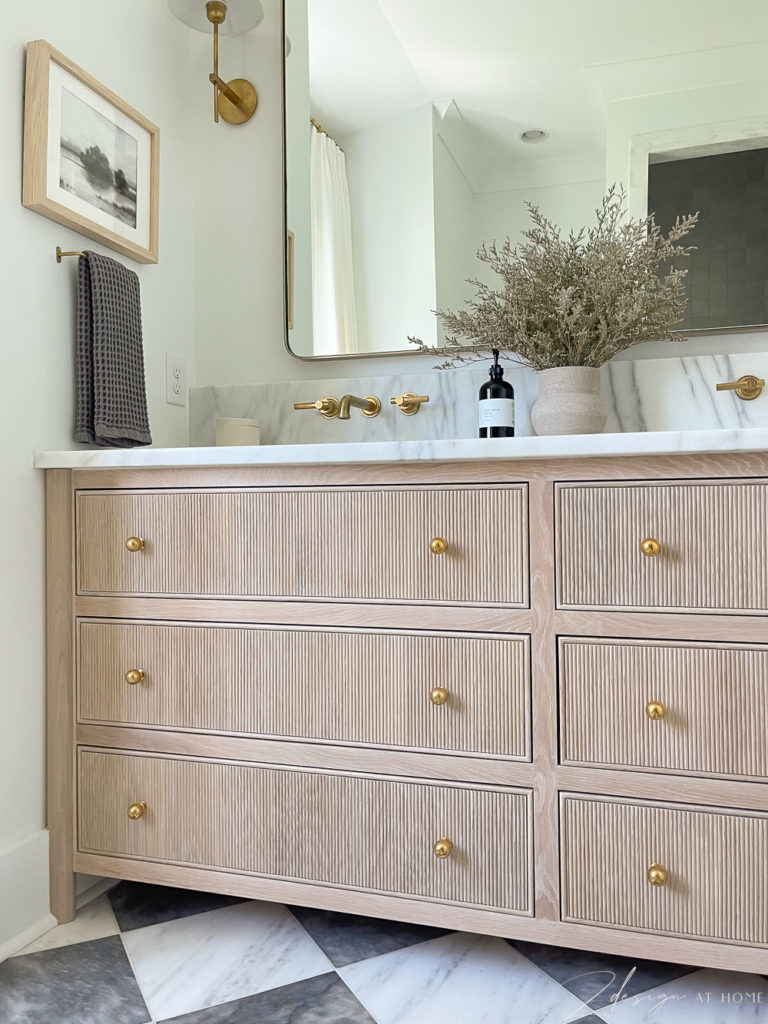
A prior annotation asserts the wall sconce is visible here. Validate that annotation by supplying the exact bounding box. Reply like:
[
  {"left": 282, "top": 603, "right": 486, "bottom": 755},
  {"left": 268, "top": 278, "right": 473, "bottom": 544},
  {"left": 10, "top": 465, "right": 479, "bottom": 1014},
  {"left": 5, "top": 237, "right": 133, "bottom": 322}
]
[{"left": 168, "top": 0, "right": 263, "bottom": 124}]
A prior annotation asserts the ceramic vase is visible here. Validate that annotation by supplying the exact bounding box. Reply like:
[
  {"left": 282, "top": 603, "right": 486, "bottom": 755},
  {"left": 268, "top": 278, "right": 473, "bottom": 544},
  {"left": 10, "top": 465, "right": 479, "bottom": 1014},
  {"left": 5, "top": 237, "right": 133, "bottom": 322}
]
[{"left": 530, "top": 366, "right": 607, "bottom": 436}]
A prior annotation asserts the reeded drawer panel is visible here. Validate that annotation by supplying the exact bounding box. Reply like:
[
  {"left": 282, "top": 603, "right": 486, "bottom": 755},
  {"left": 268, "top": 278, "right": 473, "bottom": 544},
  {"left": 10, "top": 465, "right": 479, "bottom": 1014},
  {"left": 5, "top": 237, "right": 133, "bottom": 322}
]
[
  {"left": 561, "top": 794, "right": 768, "bottom": 945},
  {"left": 556, "top": 479, "right": 768, "bottom": 612},
  {"left": 78, "top": 749, "right": 533, "bottom": 913},
  {"left": 560, "top": 638, "right": 768, "bottom": 780},
  {"left": 78, "top": 620, "right": 531, "bottom": 759},
  {"left": 76, "top": 486, "right": 528, "bottom": 605}
]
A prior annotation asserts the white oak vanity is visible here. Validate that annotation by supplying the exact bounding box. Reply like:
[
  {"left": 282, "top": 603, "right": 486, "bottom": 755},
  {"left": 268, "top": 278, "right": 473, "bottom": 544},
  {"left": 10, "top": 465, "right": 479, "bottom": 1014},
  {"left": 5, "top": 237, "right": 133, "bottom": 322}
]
[{"left": 37, "top": 432, "right": 768, "bottom": 973}]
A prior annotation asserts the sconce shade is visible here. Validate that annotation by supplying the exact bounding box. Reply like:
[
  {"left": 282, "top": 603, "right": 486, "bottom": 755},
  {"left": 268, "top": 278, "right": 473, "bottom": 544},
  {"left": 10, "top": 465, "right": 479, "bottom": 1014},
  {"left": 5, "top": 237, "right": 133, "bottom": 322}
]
[{"left": 168, "top": 0, "right": 264, "bottom": 34}]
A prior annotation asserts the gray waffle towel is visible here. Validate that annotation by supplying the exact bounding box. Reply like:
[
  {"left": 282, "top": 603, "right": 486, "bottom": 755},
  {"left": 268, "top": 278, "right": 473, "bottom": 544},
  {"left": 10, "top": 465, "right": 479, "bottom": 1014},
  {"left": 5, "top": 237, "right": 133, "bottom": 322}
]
[{"left": 74, "top": 251, "right": 152, "bottom": 447}]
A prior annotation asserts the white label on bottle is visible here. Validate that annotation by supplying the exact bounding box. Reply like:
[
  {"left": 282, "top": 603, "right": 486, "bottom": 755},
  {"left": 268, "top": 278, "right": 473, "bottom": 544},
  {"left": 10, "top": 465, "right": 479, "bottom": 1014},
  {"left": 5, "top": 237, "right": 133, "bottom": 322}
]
[{"left": 479, "top": 398, "right": 515, "bottom": 428}]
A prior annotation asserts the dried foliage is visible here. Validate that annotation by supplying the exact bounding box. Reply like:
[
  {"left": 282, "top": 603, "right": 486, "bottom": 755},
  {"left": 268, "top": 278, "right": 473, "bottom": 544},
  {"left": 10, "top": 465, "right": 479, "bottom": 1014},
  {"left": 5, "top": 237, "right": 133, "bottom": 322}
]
[{"left": 410, "top": 187, "right": 698, "bottom": 370}]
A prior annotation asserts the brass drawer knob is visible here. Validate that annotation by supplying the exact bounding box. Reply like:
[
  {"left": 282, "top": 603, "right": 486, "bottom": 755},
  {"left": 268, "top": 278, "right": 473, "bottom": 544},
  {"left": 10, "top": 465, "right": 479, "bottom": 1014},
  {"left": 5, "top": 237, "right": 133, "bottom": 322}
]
[
  {"left": 430, "top": 537, "right": 448, "bottom": 555},
  {"left": 430, "top": 687, "right": 449, "bottom": 706},
  {"left": 640, "top": 538, "right": 660, "bottom": 557},
  {"left": 127, "top": 802, "right": 147, "bottom": 820},
  {"left": 433, "top": 837, "right": 453, "bottom": 859},
  {"left": 646, "top": 701, "right": 666, "bottom": 720},
  {"left": 126, "top": 537, "right": 146, "bottom": 552},
  {"left": 124, "top": 669, "right": 146, "bottom": 685},
  {"left": 647, "top": 862, "right": 668, "bottom": 887}
]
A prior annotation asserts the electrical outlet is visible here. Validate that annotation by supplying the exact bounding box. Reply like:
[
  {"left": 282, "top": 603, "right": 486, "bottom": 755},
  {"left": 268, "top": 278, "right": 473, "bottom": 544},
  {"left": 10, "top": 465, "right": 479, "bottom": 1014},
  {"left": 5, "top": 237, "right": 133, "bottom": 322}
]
[{"left": 165, "top": 353, "right": 187, "bottom": 407}]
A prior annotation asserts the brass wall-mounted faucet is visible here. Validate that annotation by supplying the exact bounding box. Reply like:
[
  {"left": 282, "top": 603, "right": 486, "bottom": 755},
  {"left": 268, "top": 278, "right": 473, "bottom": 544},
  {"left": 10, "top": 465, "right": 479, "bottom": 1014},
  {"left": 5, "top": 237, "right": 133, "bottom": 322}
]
[
  {"left": 293, "top": 395, "right": 381, "bottom": 419},
  {"left": 338, "top": 395, "right": 381, "bottom": 419},
  {"left": 390, "top": 393, "right": 430, "bottom": 415}
]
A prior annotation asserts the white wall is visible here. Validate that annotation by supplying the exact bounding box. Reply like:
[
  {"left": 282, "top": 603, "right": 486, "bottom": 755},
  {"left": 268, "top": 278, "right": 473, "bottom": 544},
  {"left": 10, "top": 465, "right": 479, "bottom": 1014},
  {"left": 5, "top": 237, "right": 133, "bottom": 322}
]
[
  {"left": 342, "top": 104, "right": 438, "bottom": 353},
  {"left": 432, "top": 131, "right": 476, "bottom": 337},
  {"left": 0, "top": 0, "right": 195, "bottom": 956}
]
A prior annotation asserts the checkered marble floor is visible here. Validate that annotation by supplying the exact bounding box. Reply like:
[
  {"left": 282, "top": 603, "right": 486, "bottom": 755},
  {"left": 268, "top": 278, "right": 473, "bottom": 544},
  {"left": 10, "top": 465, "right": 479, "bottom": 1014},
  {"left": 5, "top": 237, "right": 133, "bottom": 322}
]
[{"left": 1, "top": 883, "right": 767, "bottom": 1023}]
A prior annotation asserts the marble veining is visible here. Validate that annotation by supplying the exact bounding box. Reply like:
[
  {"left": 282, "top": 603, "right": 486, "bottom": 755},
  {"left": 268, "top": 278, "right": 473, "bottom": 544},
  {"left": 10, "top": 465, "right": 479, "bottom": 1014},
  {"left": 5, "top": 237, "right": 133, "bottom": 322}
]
[
  {"left": 120, "top": 900, "right": 332, "bottom": 1021},
  {"left": 33, "top": 426, "right": 768, "bottom": 470},
  {"left": 189, "top": 352, "right": 768, "bottom": 447},
  {"left": 605, "top": 968, "right": 768, "bottom": 1023},
  {"left": 338, "top": 932, "right": 587, "bottom": 1024}
]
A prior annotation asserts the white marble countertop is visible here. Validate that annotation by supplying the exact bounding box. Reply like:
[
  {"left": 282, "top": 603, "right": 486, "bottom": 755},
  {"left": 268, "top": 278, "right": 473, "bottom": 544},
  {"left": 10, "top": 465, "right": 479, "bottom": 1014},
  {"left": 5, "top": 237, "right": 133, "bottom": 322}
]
[{"left": 33, "top": 428, "right": 768, "bottom": 469}]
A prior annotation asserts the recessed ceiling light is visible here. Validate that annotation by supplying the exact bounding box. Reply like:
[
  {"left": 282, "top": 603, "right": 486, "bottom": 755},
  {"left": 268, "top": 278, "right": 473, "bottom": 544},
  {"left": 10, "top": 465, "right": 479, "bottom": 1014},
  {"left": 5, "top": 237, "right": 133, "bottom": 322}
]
[{"left": 520, "top": 129, "right": 549, "bottom": 143}]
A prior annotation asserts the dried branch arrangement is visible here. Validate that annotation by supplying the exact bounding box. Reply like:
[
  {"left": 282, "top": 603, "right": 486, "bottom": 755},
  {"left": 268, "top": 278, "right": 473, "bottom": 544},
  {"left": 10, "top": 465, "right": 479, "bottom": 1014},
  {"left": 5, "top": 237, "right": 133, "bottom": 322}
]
[{"left": 410, "top": 186, "right": 697, "bottom": 370}]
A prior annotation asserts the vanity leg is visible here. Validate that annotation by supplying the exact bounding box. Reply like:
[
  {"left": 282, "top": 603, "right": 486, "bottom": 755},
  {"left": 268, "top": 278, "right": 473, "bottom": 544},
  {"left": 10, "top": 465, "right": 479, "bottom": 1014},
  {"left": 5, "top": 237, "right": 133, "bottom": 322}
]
[{"left": 46, "top": 470, "right": 76, "bottom": 923}]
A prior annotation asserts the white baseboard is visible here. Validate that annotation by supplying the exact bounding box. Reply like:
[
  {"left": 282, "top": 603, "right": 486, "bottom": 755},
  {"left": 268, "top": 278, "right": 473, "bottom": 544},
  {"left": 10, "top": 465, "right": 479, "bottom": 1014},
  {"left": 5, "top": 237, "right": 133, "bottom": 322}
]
[{"left": 0, "top": 829, "right": 54, "bottom": 962}]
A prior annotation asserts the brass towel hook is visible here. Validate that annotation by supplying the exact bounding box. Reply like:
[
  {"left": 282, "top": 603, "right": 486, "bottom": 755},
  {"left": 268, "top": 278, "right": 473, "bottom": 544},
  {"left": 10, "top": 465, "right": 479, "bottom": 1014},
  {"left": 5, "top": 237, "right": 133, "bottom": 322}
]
[{"left": 56, "top": 246, "right": 86, "bottom": 262}]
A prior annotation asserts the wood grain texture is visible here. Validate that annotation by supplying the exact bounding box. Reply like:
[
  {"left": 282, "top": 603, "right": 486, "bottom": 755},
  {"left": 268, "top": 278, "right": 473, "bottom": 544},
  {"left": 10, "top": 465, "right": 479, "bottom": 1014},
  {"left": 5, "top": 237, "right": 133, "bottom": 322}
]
[
  {"left": 77, "top": 620, "right": 531, "bottom": 758},
  {"left": 69, "top": 449, "right": 768, "bottom": 493},
  {"left": 562, "top": 794, "right": 768, "bottom": 945},
  {"left": 560, "top": 637, "right": 768, "bottom": 780},
  {"left": 75, "top": 596, "right": 535, "bottom": 634},
  {"left": 46, "top": 470, "right": 76, "bottom": 923},
  {"left": 78, "top": 749, "right": 533, "bottom": 914},
  {"left": 528, "top": 478, "right": 560, "bottom": 922},
  {"left": 76, "top": 486, "right": 528, "bottom": 606},
  {"left": 556, "top": 479, "right": 768, "bottom": 612},
  {"left": 75, "top": 724, "right": 537, "bottom": 785}
]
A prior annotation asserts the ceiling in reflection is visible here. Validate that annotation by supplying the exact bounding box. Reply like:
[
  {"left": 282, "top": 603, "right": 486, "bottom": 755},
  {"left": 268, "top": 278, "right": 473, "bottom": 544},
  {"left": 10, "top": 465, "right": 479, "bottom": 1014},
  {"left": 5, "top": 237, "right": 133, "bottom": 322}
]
[{"left": 308, "top": 0, "right": 768, "bottom": 190}]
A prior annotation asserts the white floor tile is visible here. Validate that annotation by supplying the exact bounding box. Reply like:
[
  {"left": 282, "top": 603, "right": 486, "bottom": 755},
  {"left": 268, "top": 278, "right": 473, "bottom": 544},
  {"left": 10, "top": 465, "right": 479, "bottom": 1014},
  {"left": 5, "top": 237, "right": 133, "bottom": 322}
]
[
  {"left": 606, "top": 968, "right": 768, "bottom": 1023},
  {"left": 121, "top": 899, "right": 332, "bottom": 1021},
  {"left": 16, "top": 894, "right": 119, "bottom": 956},
  {"left": 339, "top": 931, "right": 587, "bottom": 1024}
]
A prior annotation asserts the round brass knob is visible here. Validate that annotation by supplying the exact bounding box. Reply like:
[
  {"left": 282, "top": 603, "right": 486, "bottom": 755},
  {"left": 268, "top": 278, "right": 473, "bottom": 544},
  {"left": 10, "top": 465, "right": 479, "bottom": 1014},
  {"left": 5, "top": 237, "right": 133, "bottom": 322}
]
[
  {"left": 433, "top": 837, "right": 453, "bottom": 859},
  {"left": 646, "top": 701, "right": 666, "bottom": 720},
  {"left": 641, "top": 538, "right": 661, "bottom": 557},
  {"left": 430, "top": 537, "right": 448, "bottom": 555},
  {"left": 430, "top": 687, "right": 449, "bottom": 706},
  {"left": 127, "top": 802, "right": 147, "bottom": 820},
  {"left": 126, "top": 537, "right": 146, "bottom": 552},
  {"left": 647, "top": 862, "right": 668, "bottom": 887},
  {"left": 124, "top": 669, "right": 146, "bottom": 685}
]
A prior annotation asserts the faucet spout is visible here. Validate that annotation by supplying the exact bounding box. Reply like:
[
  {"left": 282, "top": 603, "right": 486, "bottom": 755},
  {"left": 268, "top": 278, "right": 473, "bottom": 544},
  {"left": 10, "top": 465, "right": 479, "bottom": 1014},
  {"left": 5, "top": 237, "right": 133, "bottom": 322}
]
[{"left": 337, "top": 395, "right": 381, "bottom": 420}]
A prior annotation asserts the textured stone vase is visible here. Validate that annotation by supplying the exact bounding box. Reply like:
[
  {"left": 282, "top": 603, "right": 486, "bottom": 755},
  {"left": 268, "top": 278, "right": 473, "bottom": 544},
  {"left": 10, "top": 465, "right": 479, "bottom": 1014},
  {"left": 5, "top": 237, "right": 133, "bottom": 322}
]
[{"left": 530, "top": 366, "right": 607, "bottom": 436}]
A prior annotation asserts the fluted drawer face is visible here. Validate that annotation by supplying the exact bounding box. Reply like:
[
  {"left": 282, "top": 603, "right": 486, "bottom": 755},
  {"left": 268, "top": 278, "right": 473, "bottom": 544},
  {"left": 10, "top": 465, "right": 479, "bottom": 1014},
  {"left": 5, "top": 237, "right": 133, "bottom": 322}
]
[
  {"left": 561, "top": 795, "right": 768, "bottom": 945},
  {"left": 560, "top": 638, "right": 768, "bottom": 780},
  {"left": 78, "top": 750, "right": 532, "bottom": 913},
  {"left": 556, "top": 479, "right": 768, "bottom": 612},
  {"left": 76, "top": 486, "right": 528, "bottom": 605},
  {"left": 78, "top": 621, "right": 531, "bottom": 758}
]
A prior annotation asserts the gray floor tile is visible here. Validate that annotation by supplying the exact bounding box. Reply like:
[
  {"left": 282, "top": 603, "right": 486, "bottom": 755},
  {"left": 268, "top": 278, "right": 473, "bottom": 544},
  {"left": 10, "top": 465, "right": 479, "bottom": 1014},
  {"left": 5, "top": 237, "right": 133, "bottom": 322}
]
[
  {"left": 508, "top": 938, "right": 697, "bottom": 1012},
  {"left": 158, "top": 972, "right": 375, "bottom": 1023},
  {"left": 0, "top": 935, "right": 149, "bottom": 1024},
  {"left": 288, "top": 906, "right": 451, "bottom": 967},
  {"left": 108, "top": 881, "right": 247, "bottom": 931}
]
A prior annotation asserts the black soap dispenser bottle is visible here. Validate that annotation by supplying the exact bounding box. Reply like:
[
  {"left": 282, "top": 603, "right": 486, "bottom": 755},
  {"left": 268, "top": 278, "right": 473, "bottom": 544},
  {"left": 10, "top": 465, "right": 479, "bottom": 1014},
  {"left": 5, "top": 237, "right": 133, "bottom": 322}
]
[{"left": 479, "top": 349, "right": 515, "bottom": 438}]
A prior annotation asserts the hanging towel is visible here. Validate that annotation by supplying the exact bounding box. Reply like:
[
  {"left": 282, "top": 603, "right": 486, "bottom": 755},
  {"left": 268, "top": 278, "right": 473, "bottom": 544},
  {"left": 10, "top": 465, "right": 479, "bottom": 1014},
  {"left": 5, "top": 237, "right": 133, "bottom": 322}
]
[{"left": 74, "top": 251, "right": 152, "bottom": 447}]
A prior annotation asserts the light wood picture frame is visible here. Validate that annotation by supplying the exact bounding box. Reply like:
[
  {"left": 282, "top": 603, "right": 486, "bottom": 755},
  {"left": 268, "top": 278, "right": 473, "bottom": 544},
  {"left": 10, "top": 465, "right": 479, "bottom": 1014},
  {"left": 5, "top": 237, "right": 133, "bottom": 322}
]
[{"left": 23, "top": 40, "right": 159, "bottom": 264}]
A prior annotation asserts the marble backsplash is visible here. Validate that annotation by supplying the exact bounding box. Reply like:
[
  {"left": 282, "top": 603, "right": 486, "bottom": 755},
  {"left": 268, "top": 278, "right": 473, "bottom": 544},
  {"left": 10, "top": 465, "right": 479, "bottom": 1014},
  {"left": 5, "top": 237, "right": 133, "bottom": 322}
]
[{"left": 190, "top": 352, "right": 768, "bottom": 446}]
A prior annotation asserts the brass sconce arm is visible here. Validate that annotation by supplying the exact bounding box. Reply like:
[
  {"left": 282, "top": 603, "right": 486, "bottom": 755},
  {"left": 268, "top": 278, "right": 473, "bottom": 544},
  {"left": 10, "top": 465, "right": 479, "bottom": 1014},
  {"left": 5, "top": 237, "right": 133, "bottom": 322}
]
[{"left": 205, "top": 1, "right": 258, "bottom": 125}]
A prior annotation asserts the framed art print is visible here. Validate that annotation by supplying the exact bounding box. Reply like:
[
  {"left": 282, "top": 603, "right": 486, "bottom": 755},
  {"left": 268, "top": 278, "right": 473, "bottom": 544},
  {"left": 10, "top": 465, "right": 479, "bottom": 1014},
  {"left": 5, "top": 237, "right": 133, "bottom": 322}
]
[{"left": 23, "top": 40, "right": 159, "bottom": 264}]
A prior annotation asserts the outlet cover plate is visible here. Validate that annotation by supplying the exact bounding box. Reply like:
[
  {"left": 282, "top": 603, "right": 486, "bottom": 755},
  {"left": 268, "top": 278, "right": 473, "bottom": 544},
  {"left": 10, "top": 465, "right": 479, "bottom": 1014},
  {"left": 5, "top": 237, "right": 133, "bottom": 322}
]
[{"left": 166, "top": 353, "right": 187, "bottom": 407}]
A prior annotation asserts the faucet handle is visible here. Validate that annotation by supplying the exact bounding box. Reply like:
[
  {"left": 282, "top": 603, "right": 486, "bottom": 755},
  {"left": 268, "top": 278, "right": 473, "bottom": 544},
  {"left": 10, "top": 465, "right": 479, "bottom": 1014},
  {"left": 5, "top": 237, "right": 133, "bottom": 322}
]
[
  {"left": 715, "top": 375, "right": 765, "bottom": 401},
  {"left": 390, "top": 393, "right": 430, "bottom": 416},
  {"left": 293, "top": 398, "right": 340, "bottom": 419}
]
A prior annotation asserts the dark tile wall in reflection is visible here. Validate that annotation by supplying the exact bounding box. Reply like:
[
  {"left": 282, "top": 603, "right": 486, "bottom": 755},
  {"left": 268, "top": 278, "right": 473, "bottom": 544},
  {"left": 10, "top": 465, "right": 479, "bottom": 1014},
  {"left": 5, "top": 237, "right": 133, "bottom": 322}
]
[{"left": 648, "top": 148, "right": 768, "bottom": 331}]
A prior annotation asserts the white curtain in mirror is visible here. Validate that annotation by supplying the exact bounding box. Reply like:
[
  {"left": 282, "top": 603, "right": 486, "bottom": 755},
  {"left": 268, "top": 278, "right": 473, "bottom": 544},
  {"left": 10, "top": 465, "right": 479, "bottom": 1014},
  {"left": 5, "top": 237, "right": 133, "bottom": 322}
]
[{"left": 310, "top": 128, "right": 358, "bottom": 355}]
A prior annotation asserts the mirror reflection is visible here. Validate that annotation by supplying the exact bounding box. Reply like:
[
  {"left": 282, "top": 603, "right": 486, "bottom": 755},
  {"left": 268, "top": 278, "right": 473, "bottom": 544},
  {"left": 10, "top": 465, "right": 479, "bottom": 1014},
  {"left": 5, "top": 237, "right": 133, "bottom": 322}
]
[{"left": 284, "top": 0, "right": 768, "bottom": 359}]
